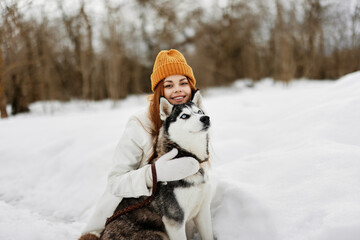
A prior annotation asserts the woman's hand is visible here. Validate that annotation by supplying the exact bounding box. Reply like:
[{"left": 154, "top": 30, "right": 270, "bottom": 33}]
[{"left": 154, "top": 148, "right": 200, "bottom": 182}]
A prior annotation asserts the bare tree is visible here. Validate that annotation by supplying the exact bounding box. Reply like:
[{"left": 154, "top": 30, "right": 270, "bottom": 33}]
[
  {"left": 270, "top": 0, "right": 296, "bottom": 83},
  {"left": 101, "top": 0, "right": 127, "bottom": 99},
  {"left": 0, "top": 48, "right": 8, "bottom": 118},
  {"left": 301, "top": 0, "right": 326, "bottom": 79},
  {"left": 58, "top": 0, "right": 95, "bottom": 99},
  {"left": 192, "top": 0, "right": 264, "bottom": 87},
  {"left": 1, "top": 3, "right": 31, "bottom": 114},
  {"left": 350, "top": 2, "right": 360, "bottom": 71}
]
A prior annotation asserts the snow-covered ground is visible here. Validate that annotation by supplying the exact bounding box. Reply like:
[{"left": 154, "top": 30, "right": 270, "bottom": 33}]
[{"left": 1, "top": 72, "right": 360, "bottom": 240}]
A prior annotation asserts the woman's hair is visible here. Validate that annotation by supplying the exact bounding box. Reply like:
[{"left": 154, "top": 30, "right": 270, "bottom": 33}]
[{"left": 147, "top": 77, "right": 197, "bottom": 162}]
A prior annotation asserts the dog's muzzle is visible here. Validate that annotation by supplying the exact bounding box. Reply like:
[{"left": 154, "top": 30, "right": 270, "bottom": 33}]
[{"left": 200, "top": 116, "right": 210, "bottom": 130}]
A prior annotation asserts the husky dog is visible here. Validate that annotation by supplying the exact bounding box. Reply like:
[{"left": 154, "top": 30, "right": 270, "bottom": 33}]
[{"left": 100, "top": 91, "right": 214, "bottom": 240}]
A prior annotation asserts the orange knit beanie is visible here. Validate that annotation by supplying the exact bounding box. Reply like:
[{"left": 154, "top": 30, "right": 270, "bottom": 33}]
[{"left": 151, "top": 49, "right": 196, "bottom": 92}]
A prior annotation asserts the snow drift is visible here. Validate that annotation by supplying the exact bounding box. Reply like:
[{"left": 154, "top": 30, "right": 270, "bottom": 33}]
[{"left": 1, "top": 72, "right": 359, "bottom": 240}]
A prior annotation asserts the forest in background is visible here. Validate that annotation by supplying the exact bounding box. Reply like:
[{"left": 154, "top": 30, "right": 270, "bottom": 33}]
[{"left": 0, "top": 0, "right": 359, "bottom": 117}]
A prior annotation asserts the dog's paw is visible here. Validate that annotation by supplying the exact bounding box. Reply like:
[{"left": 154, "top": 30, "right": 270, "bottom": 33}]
[{"left": 78, "top": 233, "right": 100, "bottom": 240}]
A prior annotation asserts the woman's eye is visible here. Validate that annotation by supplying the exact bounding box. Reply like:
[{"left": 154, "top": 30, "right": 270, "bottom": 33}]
[
  {"left": 164, "top": 85, "right": 172, "bottom": 88},
  {"left": 180, "top": 114, "right": 190, "bottom": 119}
]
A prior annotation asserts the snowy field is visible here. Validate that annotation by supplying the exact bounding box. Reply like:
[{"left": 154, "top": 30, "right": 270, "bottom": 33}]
[{"left": 1, "top": 72, "right": 360, "bottom": 240}]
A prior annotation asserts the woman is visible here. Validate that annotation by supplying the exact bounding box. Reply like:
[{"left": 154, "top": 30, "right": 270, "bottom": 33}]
[{"left": 80, "top": 49, "right": 201, "bottom": 240}]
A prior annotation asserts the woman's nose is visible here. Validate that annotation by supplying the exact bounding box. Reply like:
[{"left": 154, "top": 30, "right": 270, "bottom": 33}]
[{"left": 174, "top": 85, "right": 182, "bottom": 92}]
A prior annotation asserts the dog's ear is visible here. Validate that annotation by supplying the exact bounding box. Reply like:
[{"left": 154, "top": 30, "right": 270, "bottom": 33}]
[
  {"left": 159, "top": 97, "right": 173, "bottom": 121},
  {"left": 192, "top": 90, "right": 204, "bottom": 109}
]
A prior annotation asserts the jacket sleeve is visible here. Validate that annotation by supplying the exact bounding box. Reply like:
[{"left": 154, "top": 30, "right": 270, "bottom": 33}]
[{"left": 106, "top": 116, "right": 153, "bottom": 198}]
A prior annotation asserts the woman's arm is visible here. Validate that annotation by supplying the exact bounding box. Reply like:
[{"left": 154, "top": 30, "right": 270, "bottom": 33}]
[{"left": 107, "top": 116, "right": 153, "bottom": 198}]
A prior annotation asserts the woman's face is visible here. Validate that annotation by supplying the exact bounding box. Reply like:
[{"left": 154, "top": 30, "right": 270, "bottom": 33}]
[{"left": 163, "top": 75, "right": 192, "bottom": 105}]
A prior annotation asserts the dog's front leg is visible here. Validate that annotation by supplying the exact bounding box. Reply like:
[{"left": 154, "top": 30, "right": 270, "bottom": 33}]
[
  {"left": 162, "top": 216, "right": 186, "bottom": 240},
  {"left": 194, "top": 189, "right": 214, "bottom": 240},
  {"left": 194, "top": 205, "right": 214, "bottom": 240}
]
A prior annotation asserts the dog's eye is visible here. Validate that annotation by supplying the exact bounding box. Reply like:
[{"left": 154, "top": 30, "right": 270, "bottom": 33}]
[
  {"left": 197, "top": 110, "right": 204, "bottom": 114},
  {"left": 180, "top": 114, "right": 190, "bottom": 119}
]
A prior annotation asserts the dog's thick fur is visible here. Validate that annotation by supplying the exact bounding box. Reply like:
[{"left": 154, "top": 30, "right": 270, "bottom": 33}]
[{"left": 100, "top": 91, "right": 214, "bottom": 240}]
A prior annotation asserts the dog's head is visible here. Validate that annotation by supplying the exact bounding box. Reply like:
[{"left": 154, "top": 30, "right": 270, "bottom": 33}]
[
  {"left": 160, "top": 91, "right": 210, "bottom": 134},
  {"left": 159, "top": 91, "right": 210, "bottom": 159}
]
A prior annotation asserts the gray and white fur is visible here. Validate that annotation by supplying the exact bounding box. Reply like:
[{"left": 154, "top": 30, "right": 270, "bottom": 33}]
[{"left": 100, "top": 91, "right": 214, "bottom": 240}]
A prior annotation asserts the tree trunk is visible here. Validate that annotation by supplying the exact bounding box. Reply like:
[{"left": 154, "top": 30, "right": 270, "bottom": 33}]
[
  {"left": 0, "top": 50, "right": 8, "bottom": 118},
  {"left": 0, "top": 82, "right": 7, "bottom": 118},
  {"left": 11, "top": 74, "right": 29, "bottom": 115}
]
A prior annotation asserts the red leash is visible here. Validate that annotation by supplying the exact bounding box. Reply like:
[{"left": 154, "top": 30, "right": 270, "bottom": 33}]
[{"left": 105, "top": 163, "right": 158, "bottom": 226}]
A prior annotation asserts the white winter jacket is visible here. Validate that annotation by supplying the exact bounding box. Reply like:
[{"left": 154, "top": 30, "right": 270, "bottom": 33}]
[{"left": 82, "top": 107, "right": 155, "bottom": 234}]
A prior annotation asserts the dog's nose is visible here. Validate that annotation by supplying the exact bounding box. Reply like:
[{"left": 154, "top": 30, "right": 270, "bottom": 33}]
[{"left": 200, "top": 116, "right": 210, "bottom": 126}]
